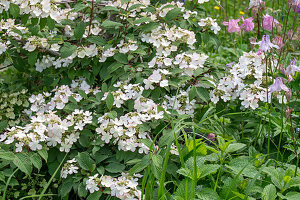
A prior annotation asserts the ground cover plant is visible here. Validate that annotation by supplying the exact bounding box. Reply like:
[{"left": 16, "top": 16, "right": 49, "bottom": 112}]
[{"left": 0, "top": 0, "right": 299, "bottom": 199}]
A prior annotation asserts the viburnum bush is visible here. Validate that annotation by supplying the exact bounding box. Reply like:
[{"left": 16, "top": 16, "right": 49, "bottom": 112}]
[{"left": 0, "top": 0, "right": 299, "bottom": 199}]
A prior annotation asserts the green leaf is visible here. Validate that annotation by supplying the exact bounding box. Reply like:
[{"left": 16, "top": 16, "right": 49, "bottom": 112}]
[
  {"left": 0, "top": 120, "right": 8, "bottom": 131},
  {"left": 196, "top": 87, "right": 210, "bottom": 103},
  {"left": 106, "top": 92, "right": 114, "bottom": 110},
  {"left": 0, "top": 149, "right": 15, "bottom": 161},
  {"left": 262, "top": 184, "right": 276, "bottom": 200},
  {"left": 198, "top": 164, "right": 220, "bottom": 179},
  {"left": 74, "top": 22, "right": 86, "bottom": 40},
  {"left": 38, "top": 149, "right": 48, "bottom": 162},
  {"left": 10, "top": 3, "right": 20, "bottom": 18},
  {"left": 102, "top": 20, "right": 123, "bottom": 29},
  {"left": 105, "top": 162, "right": 125, "bottom": 173},
  {"left": 114, "top": 53, "right": 128, "bottom": 64},
  {"left": 108, "top": 62, "right": 123, "bottom": 73},
  {"left": 59, "top": 178, "right": 73, "bottom": 197},
  {"left": 30, "top": 153, "right": 42, "bottom": 171},
  {"left": 196, "top": 188, "right": 220, "bottom": 200},
  {"left": 60, "top": 43, "right": 77, "bottom": 58},
  {"left": 289, "top": 177, "right": 300, "bottom": 187},
  {"left": 225, "top": 143, "right": 246, "bottom": 153},
  {"left": 13, "top": 153, "right": 32, "bottom": 175},
  {"left": 28, "top": 50, "right": 38, "bottom": 66},
  {"left": 101, "top": 6, "right": 119, "bottom": 12},
  {"left": 78, "top": 182, "right": 88, "bottom": 197},
  {"left": 87, "top": 191, "right": 102, "bottom": 200},
  {"left": 165, "top": 8, "right": 181, "bottom": 21},
  {"left": 76, "top": 152, "right": 95, "bottom": 171},
  {"left": 284, "top": 192, "right": 300, "bottom": 200},
  {"left": 133, "top": 17, "right": 152, "bottom": 25},
  {"left": 47, "top": 17, "right": 56, "bottom": 30},
  {"left": 87, "top": 36, "right": 106, "bottom": 46},
  {"left": 189, "top": 86, "right": 197, "bottom": 102}
]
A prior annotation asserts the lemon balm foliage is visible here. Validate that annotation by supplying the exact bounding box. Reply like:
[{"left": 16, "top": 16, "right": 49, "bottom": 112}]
[{"left": 0, "top": 0, "right": 299, "bottom": 199}]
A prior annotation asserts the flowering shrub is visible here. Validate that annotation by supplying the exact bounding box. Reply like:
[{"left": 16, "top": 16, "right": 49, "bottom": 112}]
[{"left": 0, "top": 0, "right": 299, "bottom": 199}]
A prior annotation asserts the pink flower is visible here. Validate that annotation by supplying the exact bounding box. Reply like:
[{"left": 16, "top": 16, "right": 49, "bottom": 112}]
[
  {"left": 272, "top": 35, "right": 283, "bottom": 49},
  {"left": 241, "top": 17, "right": 255, "bottom": 32},
  {"left": 207, "top": 133, "right": 215, "bottom": 141},
  {"left": 252, "top": 35, "right": 279, "bottom": 52},
  {"left": 262, "top": 14, "right": 280, "bottom": 31},
  {"left": 269, "top": 77, "right": 289, "bottom": 93},
  {"left": 223, "top": 19, "right": 241, "bottom": 33}
]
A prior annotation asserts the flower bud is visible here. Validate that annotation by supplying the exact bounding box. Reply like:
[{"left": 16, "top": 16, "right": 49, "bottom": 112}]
[
  {"left": 207, "top": 133, "right": 215, "bottom": 141},
  {"left": 272, "top": 35, "right": 283, "bottom": 49},
  {"left": 286, "top": 106, "right": 292, "bottom": 119},
  {"left": 286, "top": 89, "right": 292, "bottom": 101}
]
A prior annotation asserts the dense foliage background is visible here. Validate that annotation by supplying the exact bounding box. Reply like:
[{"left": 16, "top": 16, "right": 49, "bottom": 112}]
[{"left": 0, "top": 0, "right": 299, "bottom": 199}]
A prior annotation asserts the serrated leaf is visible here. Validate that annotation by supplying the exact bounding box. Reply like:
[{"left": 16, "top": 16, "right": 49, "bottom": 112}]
[
  {"left": 30, "top": 153, "right": 42, "bottom": 171},
  {"left": 262, "top": 184, "right": 276, "bottom": 200},
  {"left": 74, "top": 22, "right": 86, "bottom": 40},
  {"left": 197, "top": 188, "right": 220, "bottom": 200},
  {"left": 0, "top": 149, "right": 15, "bottom": 161},
  {"left": 87, "top": 191, "right": 102, "bottom": 200},
  {"left": 101, "top": 6, "right": 119, "bottom": 12},
  {"left": 102, "top": 20, "right": 123, "bottom": 29},
  {"left": 13, "top": 153, "right": 32, "bottom": 175},
  {"left": 28, "top": 50, "right": 38, "bottom": 66},
  {"left": 133, "top": 17, "right": 152, "bottom": 24},
  {"left": 38, "top": 149, "right": 48, "bottom": 162},
  {"left": 113, "top": 53, "right": 128, "bottom": 64},
  {"left": 225, "top": 143, "right": 246, "bottom": 153},
  {"left": 78, "top": 182, "right": 88, "bottom": 197},
  {"left": 60, "top": 42, "right": 77, "bottom": 58},
  {"left": 165, "top": 8, "right": 181, "bottom": 21},
  {"left": 10, "top": 3, "right": 20, "bottom": 18},
  {"left": 196, "top": 87, "right": 210, "bottom": 103},
  {"left": 105, "top": 162, "right": 125, "bottom": 173},
  {"left": 106, "top": 92, "right": 114, "bottom": 110},
  {"left": 76, "top": 152, "right": 95, "bottom": 171},
  {"left": 87, "top": 36, "right": 106, "bottom": 46}
]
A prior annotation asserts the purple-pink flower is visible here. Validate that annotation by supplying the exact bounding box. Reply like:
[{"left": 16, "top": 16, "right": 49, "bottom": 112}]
[
  {"left": 272, "top": 35, "right": 283, "bottom": 49},
  {"left": 262, "top": 14, "right": 280, "bottom": 31},
  {"left": 269, "top": 77, "right": 289, "bottom": 93},
  {"left": 285, "top": 59, "right": 300, "bottom": 76},
  {"left": 252, "top": 35, "right": 279, "bottom": 52},
  {"left": 241, "top": 17, "right": 255, "bottom": 32},
  {"left": 223, "top": 19, "right": 241, "bottom": 33}
]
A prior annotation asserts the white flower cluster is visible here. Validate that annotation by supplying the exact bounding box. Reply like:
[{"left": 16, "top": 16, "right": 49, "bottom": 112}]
[
  {"left": 143, "top": 69, "right": 169, "bottom": 90},
  {"left": 198, "top": 17, "right": 221, "bottom": 34},
  {"left": 210, "top": 52, "right": 276, "bottom": 110},
  {"left": 0, "top": 110, "right": 91, "bottom": 153},
  {"left": 97, "top": 82, "right": 164, "bottom": 153},
  {"left": 28, "top": 85, "right": 83, "bottom": 113},
  {"left": 9, "top": 0, "right": 77, "bottom": 22},
  {"left": 0, "top": 19, "right": 28, "bottom": 39},
  {"left": 141, "top": 25, "right": 196, "bottom": 56},
  {"left": 174, "top": 52, "right": 209, "bottom": 76},
  {"left": 86, "top": 173, "right": 142, "bottom": 200},
  {"left": 162, "top": 89, "right": 196, "bottom": 115},
  {"left": 0, "top": 0, "right": 10, "bottom": 13},
  {"left": 99, "top": 40, "right": 138, "bottom": 63},
  {"left": 35, "top": 55, "right": 73, "bottom": 72},
  {"left": 0, "top": 42, "right": 7, "bottom": 55},
  {"left": 61, "top": 158, "right": 79, "bottom": 178},
  {"left": 102, "top": 82, "right": 144, "bottom": 108},
  {"left": 108, "top": 0, "right": 150, "bottom": 9},
  {"left": 96, "top": 100, "right": 163, "bottom": 153}
]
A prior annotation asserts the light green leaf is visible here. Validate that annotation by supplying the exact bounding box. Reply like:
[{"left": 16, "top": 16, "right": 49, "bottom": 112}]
[
  {"left": 76, "top": 152, "right": 95, "bottom": 171},
  {"left": 102, "top": 20, "right": 123, "bottom": 29},
  {"left": 60, "top": 43, "right": 77, "bottom": 58},
  {"left": 262, "top": 184, "right": 276, "bottom": 200},
  {"left": 30, "top": 153, "right": 42, "bottom": 171},
  {"left": 13, "top": 153, "right": 32, "bottom": 175},
  {"left": 74, "top": 22, "right": 86, "bottom": 40},
  {"left": 106, "top": 92, "right": 114, "bottom": 110}
]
